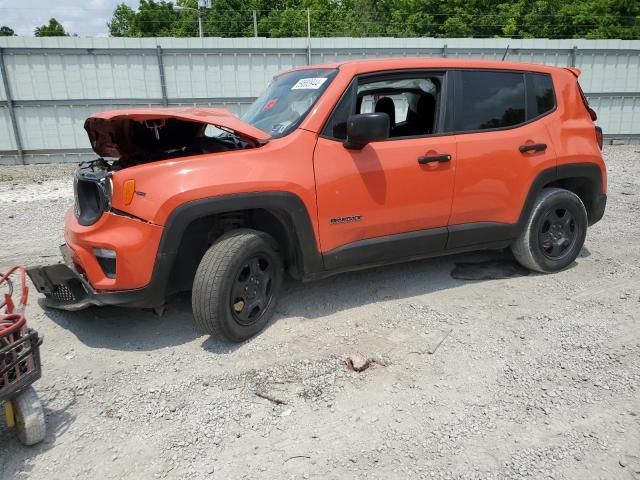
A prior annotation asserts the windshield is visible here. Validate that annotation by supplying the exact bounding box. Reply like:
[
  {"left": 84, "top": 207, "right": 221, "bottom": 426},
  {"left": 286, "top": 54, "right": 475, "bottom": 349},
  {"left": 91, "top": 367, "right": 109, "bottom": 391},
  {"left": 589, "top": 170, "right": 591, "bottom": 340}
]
[{"left": 242, "top": 68, "right": 338, "bottom": 138}]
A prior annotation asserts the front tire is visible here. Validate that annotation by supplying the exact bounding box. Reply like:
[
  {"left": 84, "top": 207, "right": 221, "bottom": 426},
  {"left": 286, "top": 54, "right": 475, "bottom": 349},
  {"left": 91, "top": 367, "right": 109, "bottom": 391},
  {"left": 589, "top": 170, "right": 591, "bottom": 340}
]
[
  {"left": 192, "top": 229, "right": 283, "bottom": 342},
  {"left": 512, "top": 188, "right": 588, "bottom": 273}
]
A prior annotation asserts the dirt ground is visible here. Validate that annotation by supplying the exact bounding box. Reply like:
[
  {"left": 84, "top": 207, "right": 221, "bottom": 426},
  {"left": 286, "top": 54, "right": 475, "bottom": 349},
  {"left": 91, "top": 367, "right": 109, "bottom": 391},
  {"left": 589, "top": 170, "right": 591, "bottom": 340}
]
[{"left": 0, "top": 146, "right": 638, "bottom": 480}]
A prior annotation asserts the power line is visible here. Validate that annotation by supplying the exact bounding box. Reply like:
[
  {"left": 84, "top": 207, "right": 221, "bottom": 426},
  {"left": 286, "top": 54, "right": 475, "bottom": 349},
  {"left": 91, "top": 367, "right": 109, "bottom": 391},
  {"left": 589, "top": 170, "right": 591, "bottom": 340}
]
[{"left": 0, "top": 6, "right": 638, "bottom": 19}]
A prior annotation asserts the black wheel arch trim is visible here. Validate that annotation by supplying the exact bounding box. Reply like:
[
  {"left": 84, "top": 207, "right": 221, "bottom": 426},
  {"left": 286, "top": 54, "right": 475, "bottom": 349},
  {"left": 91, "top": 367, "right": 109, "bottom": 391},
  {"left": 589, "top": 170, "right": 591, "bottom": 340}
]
[
  {"left": 157, "top": 191, "right": 323, "bottom": 282},
  {"left": 518, "top": 162, "right": 605, "bottom": 229}
]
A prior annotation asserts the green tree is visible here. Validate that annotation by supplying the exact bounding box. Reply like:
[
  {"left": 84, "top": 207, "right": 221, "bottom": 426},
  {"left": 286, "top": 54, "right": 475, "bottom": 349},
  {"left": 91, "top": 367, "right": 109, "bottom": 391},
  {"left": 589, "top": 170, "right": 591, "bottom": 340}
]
[
  {"left": 385, "top": 0, "right": 436, "bottom": 37},
  {"left": 441, "top": 15, "right": 473, "bottom": 37},
  {"left": 0, "top": 26, "right": 15, "bottom": 36},
  {"left": 172, "top": 0, "right": 202, "bottom": 37},
  {"left": 203, "top": 0, "right": 254, "bottom": 37},
  {"left": 108, "top": 1, "right": 178, "bottom": 37},
  {"left": 133, "top": 0, "right": 178, "bottom": 36},
  {"left": 106, "top": 0, "right": 640, "bottom": 39},
  {"left": 34, "top": 18, "right": 68, "bottom": 37},
  {"left": 108, "top": 4, "right": 138, "bottom": 36}
]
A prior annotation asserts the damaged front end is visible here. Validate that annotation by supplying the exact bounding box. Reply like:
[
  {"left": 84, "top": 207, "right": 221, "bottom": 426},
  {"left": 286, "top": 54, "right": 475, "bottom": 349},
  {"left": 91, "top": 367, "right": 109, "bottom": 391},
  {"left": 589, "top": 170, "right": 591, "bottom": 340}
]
[
  {"left": 76, "top": 107, "right": 271, "bottom": 228},
  {"left": 28, "top": 246, "right": 105, "bottom": 311},
  {"left": 73, "top": 159, "right": 113, "bottom": 226},
  {"left": 27, "top": 244, "right": 168, "bottom": 311},
  {"left": 29, "top": 107, "right": 268, "bottom": 311},
  {"left": 85, "top": 117, "right": 259, "bottom": 170}
]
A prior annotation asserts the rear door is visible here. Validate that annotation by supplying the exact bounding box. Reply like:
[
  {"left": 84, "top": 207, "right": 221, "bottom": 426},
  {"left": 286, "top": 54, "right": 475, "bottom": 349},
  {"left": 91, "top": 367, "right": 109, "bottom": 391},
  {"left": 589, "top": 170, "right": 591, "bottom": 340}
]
[
  {"left": 447, "top": 69, "right": 557, "bottom": 248},
  {"left": 313, "top": 71, "right": 457, "bottom": 268}
]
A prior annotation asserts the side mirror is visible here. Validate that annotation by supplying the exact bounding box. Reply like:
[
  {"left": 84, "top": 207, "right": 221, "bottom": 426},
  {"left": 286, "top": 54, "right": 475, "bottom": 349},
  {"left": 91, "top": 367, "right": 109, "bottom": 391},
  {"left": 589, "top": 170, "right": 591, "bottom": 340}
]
[{"left": 343, "top": 113, "right": 389, "bottom": 150}]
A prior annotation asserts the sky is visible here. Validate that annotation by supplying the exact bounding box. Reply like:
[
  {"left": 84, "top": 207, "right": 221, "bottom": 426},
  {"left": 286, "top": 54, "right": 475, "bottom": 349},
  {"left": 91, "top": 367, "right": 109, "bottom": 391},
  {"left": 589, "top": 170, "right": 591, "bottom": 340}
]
[{"left": 0, "top": 0, "right": 138, "bottom": 37}]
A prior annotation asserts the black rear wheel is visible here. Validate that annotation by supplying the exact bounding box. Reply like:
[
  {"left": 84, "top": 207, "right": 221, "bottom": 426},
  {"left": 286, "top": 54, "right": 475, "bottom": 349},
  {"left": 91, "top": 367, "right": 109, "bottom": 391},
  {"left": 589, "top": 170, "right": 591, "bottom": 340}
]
[
  {"left": 192, "top": 229, "right": 283, "bottom": 342},
  {"left": 512, "top": 188, "right": 588, "bottom": 273},
  {"left": 538, "top": 206, "right": 578, "bottom": 260}
]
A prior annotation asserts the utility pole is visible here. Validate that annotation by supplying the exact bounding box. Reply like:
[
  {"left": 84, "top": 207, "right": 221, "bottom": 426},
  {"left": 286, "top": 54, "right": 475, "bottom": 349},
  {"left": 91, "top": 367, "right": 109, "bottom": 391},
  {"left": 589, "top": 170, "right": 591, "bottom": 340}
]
[
  {"left": 253, "top": 10, "right": 258, "bottom": 37},
  {"left": 198, "top": 8, "right": 204, "bottom": 38},
  {"left": 173, "top": 2, "right": 209, "bottom": 38}
]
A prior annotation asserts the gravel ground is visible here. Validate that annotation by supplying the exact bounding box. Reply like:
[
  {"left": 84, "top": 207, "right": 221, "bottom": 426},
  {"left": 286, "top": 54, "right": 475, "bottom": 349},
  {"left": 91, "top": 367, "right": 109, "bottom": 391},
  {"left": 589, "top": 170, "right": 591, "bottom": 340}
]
[{"left": 0, "top": 147, "right": 639, "bottom": 480}]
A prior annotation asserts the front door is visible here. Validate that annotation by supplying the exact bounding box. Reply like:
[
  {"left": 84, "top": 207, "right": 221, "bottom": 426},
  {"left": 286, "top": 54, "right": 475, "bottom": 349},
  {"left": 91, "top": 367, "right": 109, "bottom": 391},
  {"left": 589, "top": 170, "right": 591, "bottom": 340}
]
[{"left": 313, "top": 72, "right": 457, "bottom": 269}]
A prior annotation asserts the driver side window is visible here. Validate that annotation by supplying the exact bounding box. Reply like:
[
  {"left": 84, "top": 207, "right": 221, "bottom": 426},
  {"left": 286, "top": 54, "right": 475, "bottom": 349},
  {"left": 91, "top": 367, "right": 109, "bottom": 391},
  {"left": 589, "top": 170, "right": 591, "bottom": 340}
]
[{"left": 322, "top": 73, "right": 442, "bottom": 141}]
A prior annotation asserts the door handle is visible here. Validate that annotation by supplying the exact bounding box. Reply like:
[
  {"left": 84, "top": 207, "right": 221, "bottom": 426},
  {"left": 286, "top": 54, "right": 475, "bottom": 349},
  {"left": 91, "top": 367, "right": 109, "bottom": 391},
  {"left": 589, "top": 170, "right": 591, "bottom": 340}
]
[
  {"left": 519, "top": 143, "right": 547, "bottom": 153},
  {"left": 418, "top": 154, "right": 451, "bottom": 165}
]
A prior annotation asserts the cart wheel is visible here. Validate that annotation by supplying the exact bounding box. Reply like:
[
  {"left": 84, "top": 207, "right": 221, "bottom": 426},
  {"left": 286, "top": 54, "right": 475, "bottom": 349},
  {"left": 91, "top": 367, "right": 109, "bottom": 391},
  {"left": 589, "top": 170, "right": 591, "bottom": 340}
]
[{"left": 12, "top": 386, "right": 46, "bottom": 446}]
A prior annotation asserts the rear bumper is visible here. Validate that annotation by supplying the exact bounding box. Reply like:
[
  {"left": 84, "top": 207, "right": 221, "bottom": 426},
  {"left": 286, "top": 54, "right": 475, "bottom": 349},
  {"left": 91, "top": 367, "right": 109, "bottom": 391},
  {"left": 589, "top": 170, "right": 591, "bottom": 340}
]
[{"left": 27, "top": 245, "right": 168, "bottom": 311}]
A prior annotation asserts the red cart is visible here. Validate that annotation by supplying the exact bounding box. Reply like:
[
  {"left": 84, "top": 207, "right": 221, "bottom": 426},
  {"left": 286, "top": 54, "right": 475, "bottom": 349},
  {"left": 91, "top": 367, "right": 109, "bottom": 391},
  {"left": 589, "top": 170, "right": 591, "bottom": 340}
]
[{"left": 1, "top": 265, "right": 45, "bottom": 446}]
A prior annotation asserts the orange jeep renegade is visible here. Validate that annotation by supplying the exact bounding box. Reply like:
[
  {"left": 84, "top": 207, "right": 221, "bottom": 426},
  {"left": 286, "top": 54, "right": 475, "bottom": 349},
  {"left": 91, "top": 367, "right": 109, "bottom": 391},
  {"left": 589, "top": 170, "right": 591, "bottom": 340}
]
[{"left": 28, "top": 58, "right": 607, "bottom": 342}]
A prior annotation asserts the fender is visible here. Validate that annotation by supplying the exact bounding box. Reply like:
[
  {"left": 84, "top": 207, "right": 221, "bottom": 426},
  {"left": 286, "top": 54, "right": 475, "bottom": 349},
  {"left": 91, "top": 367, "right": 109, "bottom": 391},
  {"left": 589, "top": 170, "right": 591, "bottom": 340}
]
[
  {"left": 518, "top": 162, "right": 605, "bottom": 230},
  {"left": 158, "top": 191, "right": 324, "bottom": 284},
  {"left": 124, "top": 192, "right": 323, "bottom": 307}
]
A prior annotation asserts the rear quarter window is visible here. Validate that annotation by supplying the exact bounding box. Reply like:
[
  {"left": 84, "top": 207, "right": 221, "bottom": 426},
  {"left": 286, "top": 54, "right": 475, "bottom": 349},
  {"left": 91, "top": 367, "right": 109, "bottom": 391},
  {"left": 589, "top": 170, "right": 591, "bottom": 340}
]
[
  {"left": 453, "top": 71, "right": 526, "bottom": 132},
  {"left": 527, "top": 73, "right": 555, "bottom": 118}
]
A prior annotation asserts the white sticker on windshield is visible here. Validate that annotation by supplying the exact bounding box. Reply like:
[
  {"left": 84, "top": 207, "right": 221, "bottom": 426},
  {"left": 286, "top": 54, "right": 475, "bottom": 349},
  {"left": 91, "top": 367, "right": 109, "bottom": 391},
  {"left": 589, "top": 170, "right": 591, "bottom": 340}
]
[{"left": 291, "top": 77, "right": 328, "bottom": 90}]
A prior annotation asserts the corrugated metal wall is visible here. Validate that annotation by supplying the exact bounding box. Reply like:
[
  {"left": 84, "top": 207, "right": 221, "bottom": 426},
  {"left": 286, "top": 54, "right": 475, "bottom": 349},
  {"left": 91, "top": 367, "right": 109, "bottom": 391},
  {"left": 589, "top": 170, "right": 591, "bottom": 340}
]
[{"left": 0, "top": 37, "right": 638, "bottom": 165}]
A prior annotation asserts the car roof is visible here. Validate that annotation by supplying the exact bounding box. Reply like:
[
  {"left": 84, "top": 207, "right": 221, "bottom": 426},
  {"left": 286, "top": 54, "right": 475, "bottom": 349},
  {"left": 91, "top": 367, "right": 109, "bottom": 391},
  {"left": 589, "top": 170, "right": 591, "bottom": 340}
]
[{"left": 289, "top": 57, "right": 567, "bottom": 76}]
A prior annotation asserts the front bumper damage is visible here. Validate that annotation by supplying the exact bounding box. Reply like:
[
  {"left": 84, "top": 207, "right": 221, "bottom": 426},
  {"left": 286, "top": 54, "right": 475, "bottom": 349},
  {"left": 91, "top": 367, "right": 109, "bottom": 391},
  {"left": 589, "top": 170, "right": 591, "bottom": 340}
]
[
  {"left": 28, "top": 248, "right": 94, "bottom": 310},
  {"left": 27, "top": 245, "right": 166, "bottom": 311}
]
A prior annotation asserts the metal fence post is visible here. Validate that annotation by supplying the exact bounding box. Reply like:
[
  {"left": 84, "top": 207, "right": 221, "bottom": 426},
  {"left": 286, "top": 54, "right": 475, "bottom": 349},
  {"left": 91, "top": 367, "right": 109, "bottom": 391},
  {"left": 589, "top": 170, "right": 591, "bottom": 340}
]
[
  {"left": 570, "top": 45, "right": 578, "bottom": 67},
  {"left": 0, "top": 47, "right": 24, "bottom": 165},
  {"left": 156, "top": 45, "right": 168, "bottom": 106},
  {"left": 306, "top": 9, "right": 312, "bottom": 64},
  {"left": 253, "top": 10, "right": 258, "bottom": 37}
]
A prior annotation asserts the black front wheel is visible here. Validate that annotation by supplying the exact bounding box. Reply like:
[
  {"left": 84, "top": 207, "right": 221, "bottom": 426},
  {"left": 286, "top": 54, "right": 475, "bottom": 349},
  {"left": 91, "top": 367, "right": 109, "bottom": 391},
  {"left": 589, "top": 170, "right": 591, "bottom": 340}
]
[
  {"left": 512, "top": 188, "right": 588, "bottom": 273},
  {"left": 192, "top": 229, "right": 283, "bottom": 342}
]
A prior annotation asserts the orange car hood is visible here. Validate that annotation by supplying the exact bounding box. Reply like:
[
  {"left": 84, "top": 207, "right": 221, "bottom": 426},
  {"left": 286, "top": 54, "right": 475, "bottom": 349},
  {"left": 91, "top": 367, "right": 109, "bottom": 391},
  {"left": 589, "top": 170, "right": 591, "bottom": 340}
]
[{"left": 85, "top": 107, "right": 270, "bottom": 157}]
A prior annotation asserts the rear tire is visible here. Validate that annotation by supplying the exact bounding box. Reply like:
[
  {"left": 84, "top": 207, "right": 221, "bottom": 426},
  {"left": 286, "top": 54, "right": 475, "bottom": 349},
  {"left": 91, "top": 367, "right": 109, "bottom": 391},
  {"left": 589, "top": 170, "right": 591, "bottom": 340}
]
[
  {"left": 512, "top": 188, "right": 588, "bottom": 273},
  {"left": 192, "top": 229, "right": 283, "bottom": 342},
  {"left": 12, "top": 386, "right": 46, "bottom": 446}
]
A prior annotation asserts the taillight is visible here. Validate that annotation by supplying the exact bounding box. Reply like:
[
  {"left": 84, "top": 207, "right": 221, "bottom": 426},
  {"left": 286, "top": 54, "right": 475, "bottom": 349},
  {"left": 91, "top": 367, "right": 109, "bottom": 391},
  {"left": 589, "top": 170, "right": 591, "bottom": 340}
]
[
  {"left": 595, "top": 126, "right": 603, "bottom": 150},
  {"left": 577, "top": 82, "right": 597, "bottom": 121}
]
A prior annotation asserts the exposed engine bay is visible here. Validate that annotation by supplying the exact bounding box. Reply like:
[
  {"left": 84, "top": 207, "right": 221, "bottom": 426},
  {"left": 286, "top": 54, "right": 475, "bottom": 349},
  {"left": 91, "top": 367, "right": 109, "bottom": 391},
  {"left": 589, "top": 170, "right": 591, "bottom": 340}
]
[
  {"left": 73, "top": 108, "right": 272, "bottom": 225},
  {"left": 84, "top": 116, "right": 259, "bottom": 171}
]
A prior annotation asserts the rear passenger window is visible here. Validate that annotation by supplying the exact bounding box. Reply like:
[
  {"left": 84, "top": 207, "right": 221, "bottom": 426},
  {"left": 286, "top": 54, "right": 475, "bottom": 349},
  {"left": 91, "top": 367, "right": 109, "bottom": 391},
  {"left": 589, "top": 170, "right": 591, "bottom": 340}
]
[
  {"left": 454, "top": 71, "right": 526, "bottom": 131},
  {"left": 528, "top": 73, "right": 555, "bottom": 118}
]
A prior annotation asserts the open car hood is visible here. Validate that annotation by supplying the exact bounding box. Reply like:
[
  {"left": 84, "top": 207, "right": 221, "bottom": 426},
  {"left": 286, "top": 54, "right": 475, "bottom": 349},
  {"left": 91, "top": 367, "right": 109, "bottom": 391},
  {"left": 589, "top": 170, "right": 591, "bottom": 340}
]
[{"left": 85, "top": 107, "right": 270, "bottom": 158}]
